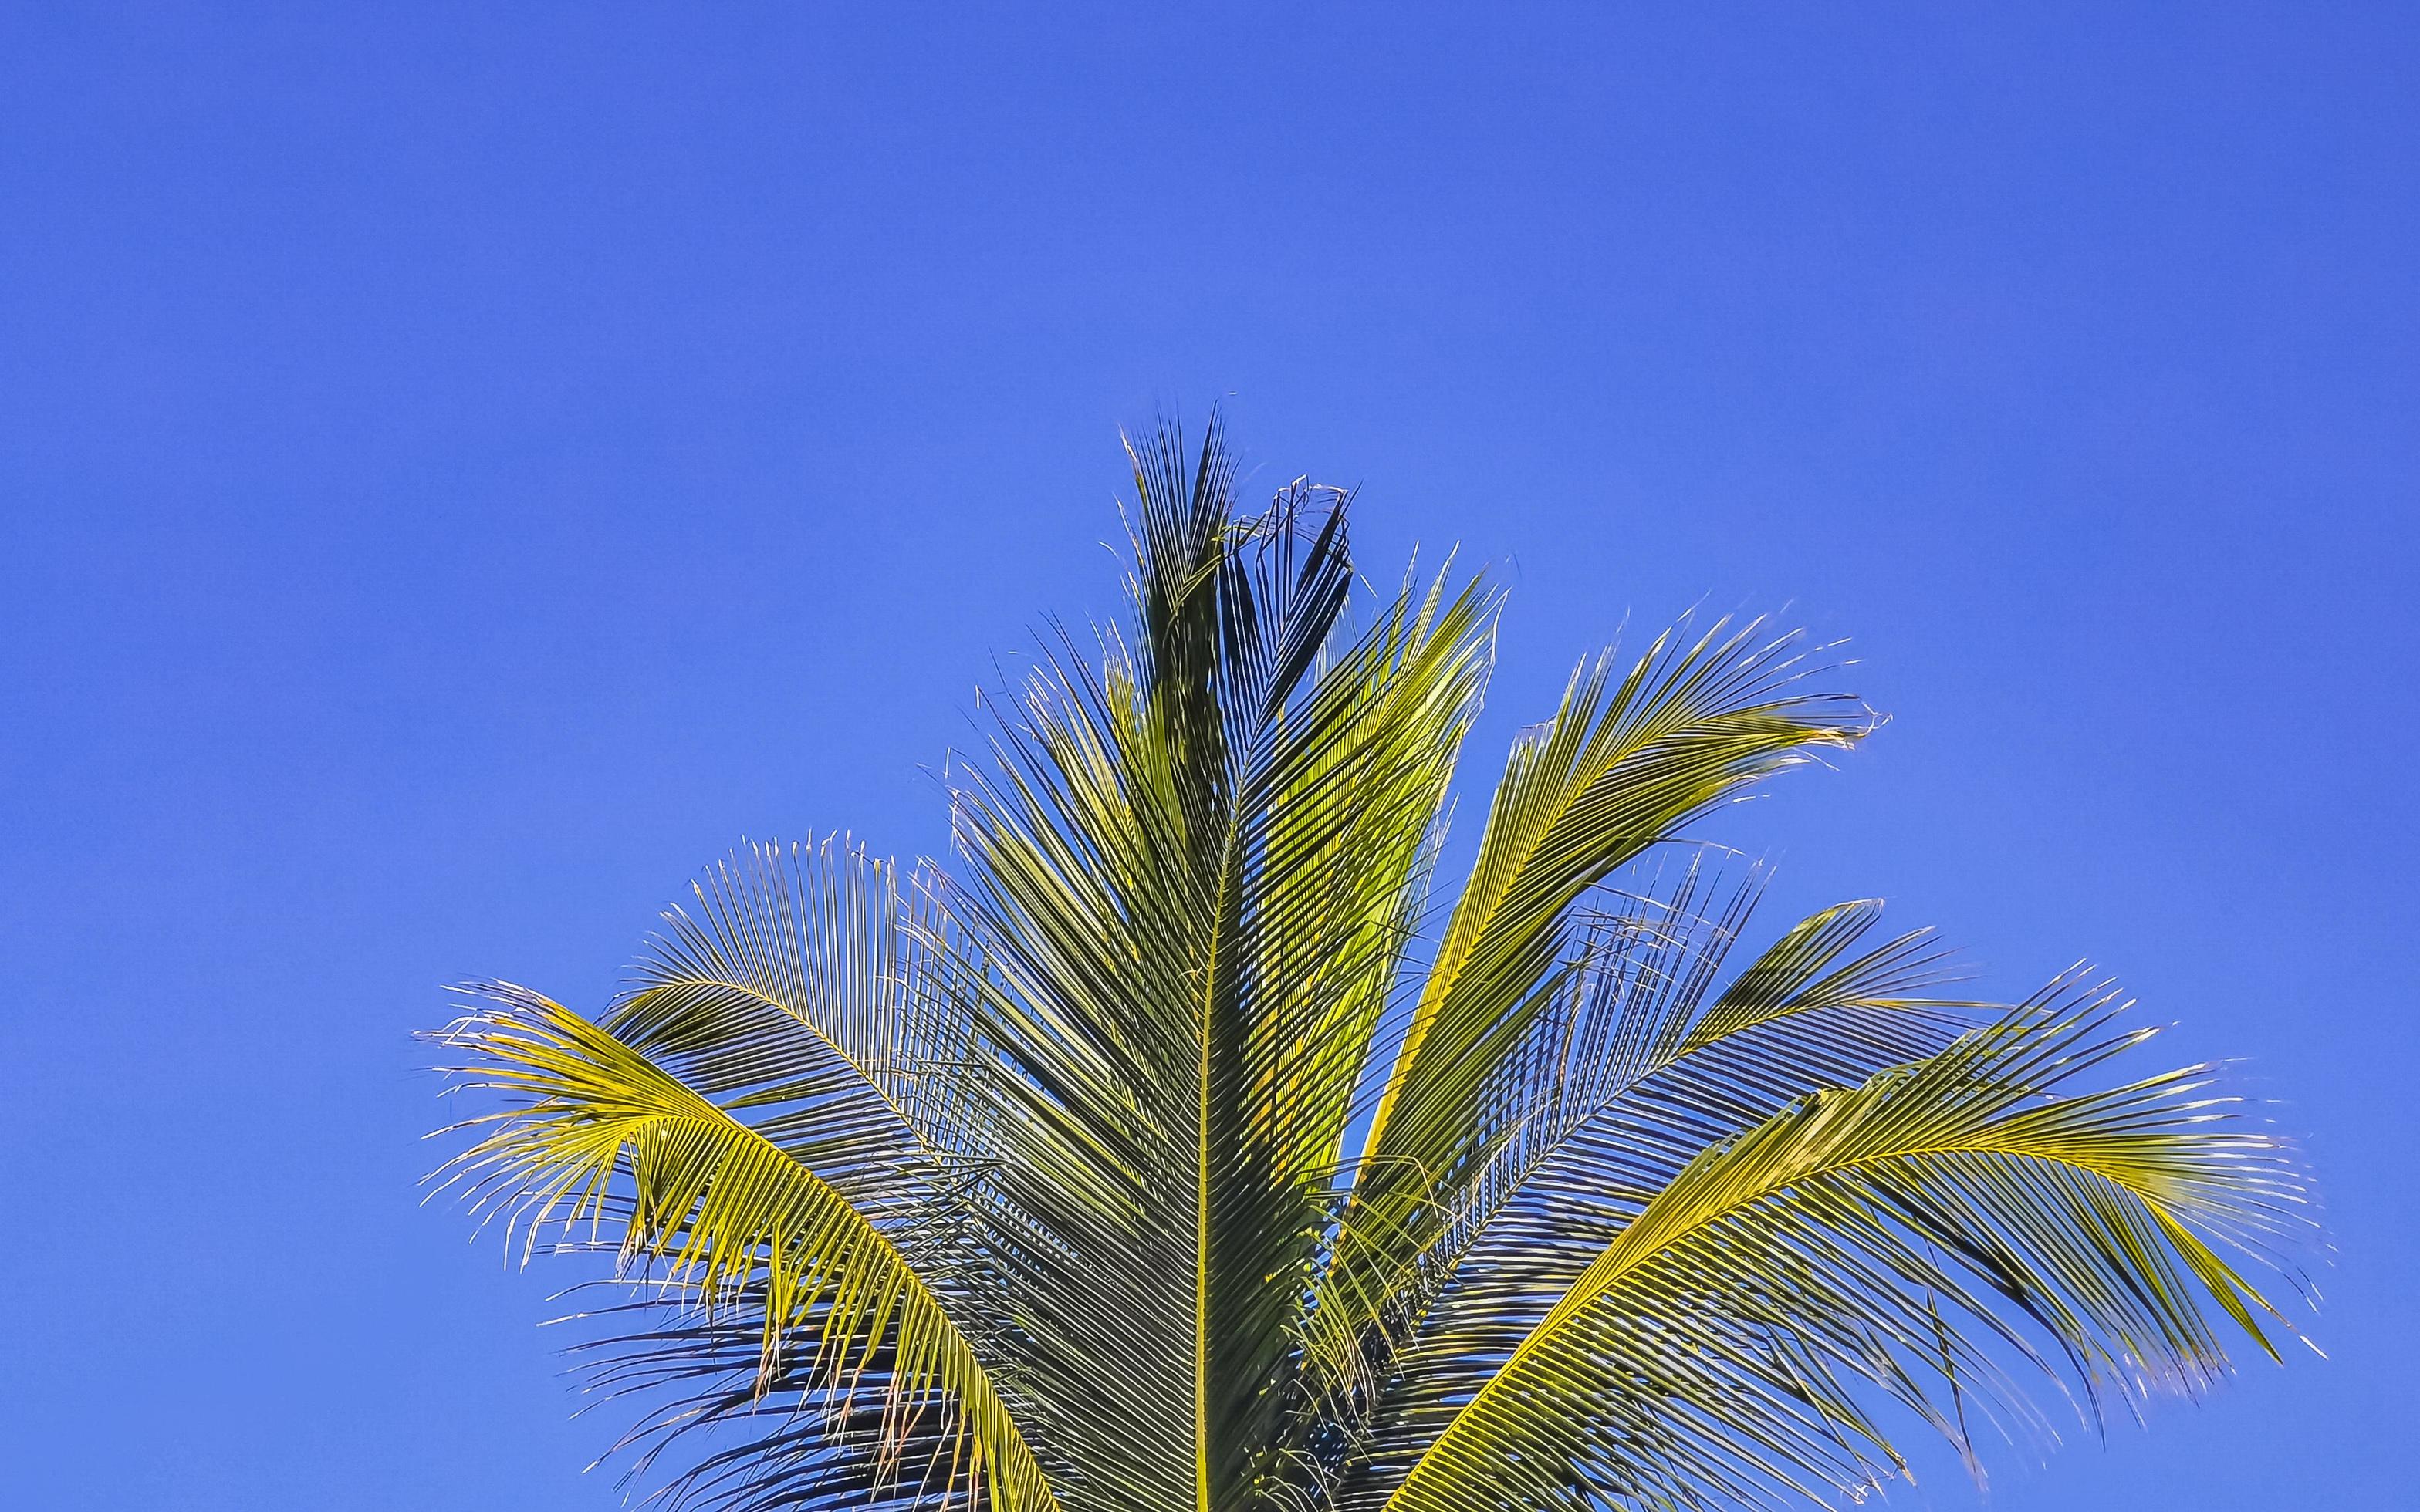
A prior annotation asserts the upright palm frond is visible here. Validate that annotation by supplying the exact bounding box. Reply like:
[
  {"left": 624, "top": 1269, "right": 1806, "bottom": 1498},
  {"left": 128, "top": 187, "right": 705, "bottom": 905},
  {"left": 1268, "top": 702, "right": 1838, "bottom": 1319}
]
[
  {"left": 927, "top": 424, "right": 1497, "bottom": 1510},
  {"left": 431, "top": 421, "right": 2316, "bottom": 1512},
  {"left": 1372, "top": 619, "right": 1872, "bottom": 1161}
]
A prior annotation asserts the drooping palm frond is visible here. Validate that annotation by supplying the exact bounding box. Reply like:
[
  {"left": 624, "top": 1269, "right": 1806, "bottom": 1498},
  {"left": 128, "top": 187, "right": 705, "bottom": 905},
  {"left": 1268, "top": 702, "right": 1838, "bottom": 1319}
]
[
  {"left": 1357, "top": 982, "right": 2310, "bottom": 1512},
  {"left": 1440, "top": 873, "right": 1972, "bottom": 1295},
  {"left": 432, "top": 842, "right": 1060, "bottom": 1512},
  {"left": 432, "top": 420, "right": 2316, "bottom": 1512},
  {"left": 609, "top": 839, "right": 989, "bottom": 1175}
]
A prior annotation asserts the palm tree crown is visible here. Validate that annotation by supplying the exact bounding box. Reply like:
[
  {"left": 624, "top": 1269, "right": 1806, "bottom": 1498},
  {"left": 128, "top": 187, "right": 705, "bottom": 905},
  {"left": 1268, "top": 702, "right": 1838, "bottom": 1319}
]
[{"left": 436, "top": 422, "right": 2314, "bottom": 1512}]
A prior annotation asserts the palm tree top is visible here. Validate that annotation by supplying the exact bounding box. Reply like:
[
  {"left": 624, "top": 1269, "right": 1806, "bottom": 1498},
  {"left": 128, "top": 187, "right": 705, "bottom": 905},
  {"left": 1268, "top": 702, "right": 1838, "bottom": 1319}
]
[{"left": 434, "top": 420, "right": 2317, "bottom": 1512}]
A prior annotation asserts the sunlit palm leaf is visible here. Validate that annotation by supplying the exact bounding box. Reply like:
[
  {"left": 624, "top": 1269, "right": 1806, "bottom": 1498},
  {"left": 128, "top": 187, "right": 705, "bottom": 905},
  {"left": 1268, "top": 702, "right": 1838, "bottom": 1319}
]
[
  {"left": 610, "top": 839, "right": 989, "bottom": 1172},
  {"left": 1365, "top": 984, "right": 2310, "bottom": 1512},
  {"left": 437, "top": 980, "right": 1057, "bottom": 1512}
]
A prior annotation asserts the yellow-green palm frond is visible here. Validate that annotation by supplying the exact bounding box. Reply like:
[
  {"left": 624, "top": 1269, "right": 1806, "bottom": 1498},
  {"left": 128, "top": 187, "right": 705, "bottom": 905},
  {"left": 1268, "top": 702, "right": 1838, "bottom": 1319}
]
[
  {"left": 610, "top": 838, "right": 985, "bottom": 1169},
  {"left": 1372, "top": 619, "right": 1874, "bottom": 1150},
  {"left": 433, "top": 842, "right": 1061, "bottom": 1512},
  {"left": 1348, "top": 982, "right": 2313, "bottom": 1512}
]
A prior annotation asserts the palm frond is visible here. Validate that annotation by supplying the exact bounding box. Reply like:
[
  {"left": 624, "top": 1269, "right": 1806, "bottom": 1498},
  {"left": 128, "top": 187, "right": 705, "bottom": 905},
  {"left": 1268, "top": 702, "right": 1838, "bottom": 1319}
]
[
  {"left": 435, "top": 883, "right": 1058, "bottom": 1512},
  {"left": 931, "top": 430, "right": 1499, "bottom": 1510},
  {"left": 1367, "top": 621, "right": 1871, "bottom": 1167},
  {"left": 1284, "top": 866, "right": 1978, "bottom": 1512},
  {"left": 1357, "top": 983, "right": 2312, "bottom": 1512},
  {"left": 1454, "top": 872, "right": 1978, "bottom": 1273},
  {"left": 602, "top": 839, "right": 988, "bottom": 1207},
  {"left": 1329, "top": 641, "right": 1874, "bottom": 1389},
  {"left": 559, "top": 1286, "right": 1022, "bottom": 1512}
]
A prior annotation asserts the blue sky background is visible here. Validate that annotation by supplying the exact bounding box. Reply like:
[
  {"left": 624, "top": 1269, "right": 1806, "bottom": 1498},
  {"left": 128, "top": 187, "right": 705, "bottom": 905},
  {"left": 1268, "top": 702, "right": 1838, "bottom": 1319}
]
[{"left": 2, "top": 5, "right": 2412, "bottom": 1507}]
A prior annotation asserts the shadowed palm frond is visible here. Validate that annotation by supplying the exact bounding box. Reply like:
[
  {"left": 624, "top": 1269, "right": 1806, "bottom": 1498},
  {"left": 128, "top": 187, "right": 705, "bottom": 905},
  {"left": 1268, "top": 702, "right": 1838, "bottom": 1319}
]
[{"left": 927, "top": 424, "right": 1499, "bottom": 1510}]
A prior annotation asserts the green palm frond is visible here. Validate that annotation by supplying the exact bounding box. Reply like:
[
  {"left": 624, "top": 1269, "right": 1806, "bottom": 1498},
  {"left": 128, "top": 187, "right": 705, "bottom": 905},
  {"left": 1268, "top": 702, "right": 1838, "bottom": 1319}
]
[
  {"left": 431, "top": 420, "right": 2317, "bottom": 1512},
  {"left": 929, "top": 425, "right": 1498, "bottom": 1510},
  {"left": 1371, "top": 619, "right": 1874, "bottom": 1149}
]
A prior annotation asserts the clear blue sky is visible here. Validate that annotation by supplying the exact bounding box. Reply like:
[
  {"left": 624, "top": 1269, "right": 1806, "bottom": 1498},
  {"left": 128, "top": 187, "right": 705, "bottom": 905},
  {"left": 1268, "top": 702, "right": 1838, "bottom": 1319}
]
[{"left": 2, "top": 5, "right": 2411, "bottom": 1508}]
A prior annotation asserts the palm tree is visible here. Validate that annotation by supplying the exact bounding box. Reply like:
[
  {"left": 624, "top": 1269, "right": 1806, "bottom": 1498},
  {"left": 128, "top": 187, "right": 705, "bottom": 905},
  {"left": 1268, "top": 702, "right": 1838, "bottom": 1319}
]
[{"left": 434, "top": 422, "right": 2314, "bottom": 1512}]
